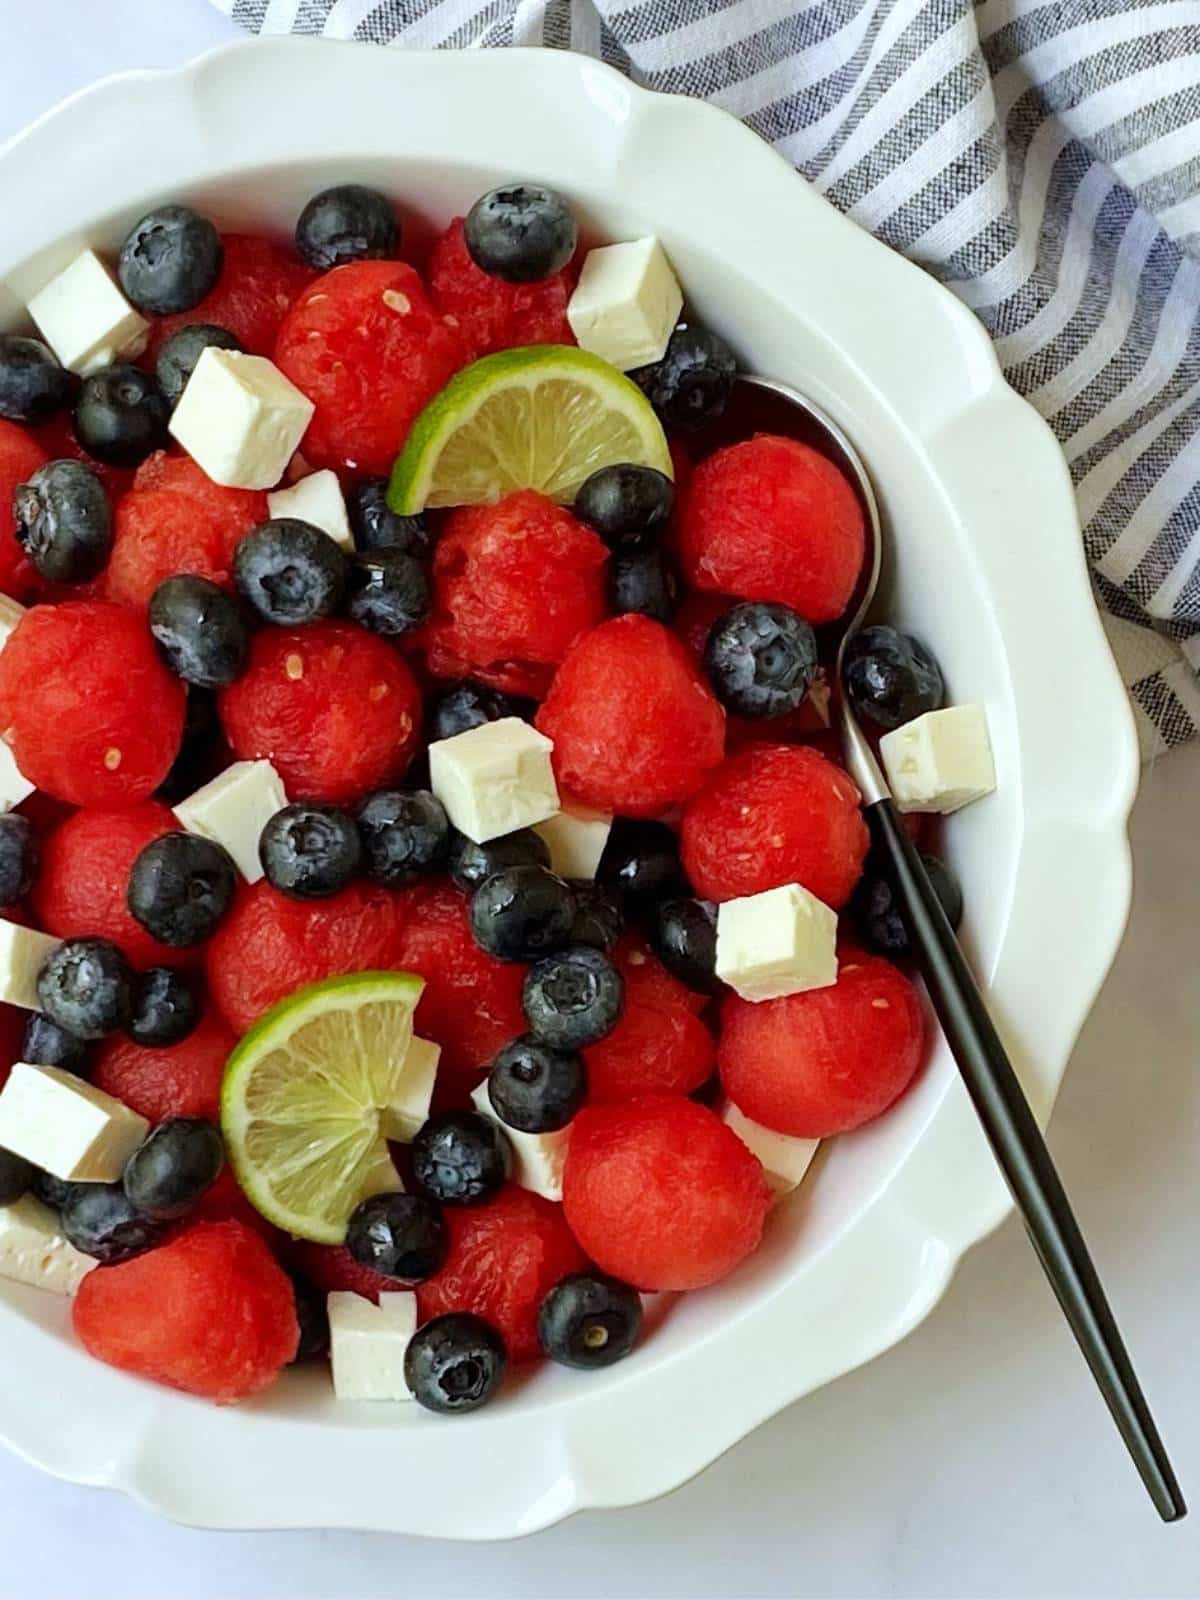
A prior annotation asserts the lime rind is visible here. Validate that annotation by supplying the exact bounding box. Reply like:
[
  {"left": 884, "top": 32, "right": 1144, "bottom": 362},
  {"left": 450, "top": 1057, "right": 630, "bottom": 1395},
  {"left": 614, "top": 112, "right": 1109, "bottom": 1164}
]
[{"left": 387, "top": 344, "right": 673, "bottom": 514}]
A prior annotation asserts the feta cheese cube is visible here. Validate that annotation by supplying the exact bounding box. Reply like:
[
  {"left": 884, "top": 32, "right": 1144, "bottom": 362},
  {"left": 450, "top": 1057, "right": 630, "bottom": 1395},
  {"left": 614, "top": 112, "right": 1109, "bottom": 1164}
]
[
  {"left": 380, "top": 1036, "right": 440, "bottom": 1142},
  {"left": 0, "top": 1194, "right": 95, "bottom": 1295},
  {"left": 429, "top": 717, "right": 559, "bottom": 844},
  {"left": 27, "top": 248, "right": 150, "bottom": 377},
  {"left": 0, "top": 1062, "right": 149, "bottom": 1181},
  {"left": 328, "top": 1290, "right": 417, "bottom": 1401},
  {"left": 168, "top": 347, "right": 315, "bottom": 491},
  {"left": 172, "top": 759, "right": 288, "bottom": 882},
  {"left": 567, "top": 237, "right": 683, "bottom": 370},
  {"left": 879, "top": 704, "right": 996, "bottom": 815},
  {"left": 0, "top": 596, "right": 26, "bottom": 644},
  {"left": 268, "top": 469, "right": 353, "bottom": 551},
  {"left": 722, "top": 1101, "right": 818, "bottom": 1197},
  {"left": 533, "top": 799, "right": 612, "bottom": 881},
  {"left": 470, "top": 1081, "right": 571, "bottom": 1202},
  {"left": 715, "top": 882, "right": 838, "bottom": 1003},
  {"left": 0, "top": 921, "right": 61, "bottom": 1011}
]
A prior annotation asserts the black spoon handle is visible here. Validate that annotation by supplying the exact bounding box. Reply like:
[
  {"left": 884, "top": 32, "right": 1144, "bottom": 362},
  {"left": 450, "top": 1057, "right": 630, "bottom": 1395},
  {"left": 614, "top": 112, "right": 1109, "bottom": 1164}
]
[{"left": 866, "top": 797, "right": 1186, "bottom": 1523}]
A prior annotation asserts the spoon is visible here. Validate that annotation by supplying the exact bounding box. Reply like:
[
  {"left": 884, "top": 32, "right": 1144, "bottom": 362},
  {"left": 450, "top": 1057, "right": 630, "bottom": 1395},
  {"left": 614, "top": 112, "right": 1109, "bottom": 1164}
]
[{"left": 724, "top": 373, "right": 1186, "bottom": 1523}]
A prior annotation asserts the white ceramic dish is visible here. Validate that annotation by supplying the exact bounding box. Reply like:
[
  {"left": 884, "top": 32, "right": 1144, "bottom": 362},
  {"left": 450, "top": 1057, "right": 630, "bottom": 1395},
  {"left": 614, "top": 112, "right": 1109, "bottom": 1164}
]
[{"left": 0, "top": 38, "right": 1138, "bottom": 1537}]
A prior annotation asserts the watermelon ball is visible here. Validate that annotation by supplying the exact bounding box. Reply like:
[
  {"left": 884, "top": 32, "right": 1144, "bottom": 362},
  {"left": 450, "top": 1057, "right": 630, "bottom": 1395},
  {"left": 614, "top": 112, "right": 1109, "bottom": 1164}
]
[
  {"left": 0, "top": 601, "right": 185, "bottom": 807},
  {"left": 416, "top": 1184, "right": 587, "bottom": 1361},
  {"left": 295, "top": 184, "right": 398, "bottom": 272},
  {"left": 147, "top": 233, "right": 314, "bottom": 362},
  {"left": 73, "top": 1219, "right": 299, "bottom": 1403},
  {"left": 106, "top": 487, "right": 229, "bottom": 610},
  {"left": 563, "top": 1094, "right": 772, "bottom": 1291},
  {"left": 133, "top": 450, "right": 268, "bottom": 564},
  {"left": 0, "top": 419, "right": 46, "bottom": 597},
  {"left": 422, "top": 491, "right": 608, "bottom": 700},
  {"left": 464, "top": 185, "right": 577, "bottom": 284},
  {"left": 219, "top": 620, "right": 423, "bottom": 805},
  {"left": 288, "top": 1239, "right": 400, "bottom": 1307},
  {"left": 535, "top": 615, "right": 726, "bottom": 816},
  {"left": 679, "top": 434, "right": 864, "bottom": 623},
  {"left": 719, "top": 952, "right": 925, "bottom": 1137},
  {"left": 206, "top": 879, "right": 406, "bottom": 1035},
  {"left": 92, "top": 1008, "right": 237, "bottom": 1123},
  {"left": 274, "top": 259, "right": 467, "bottom": 475},
  {"left": 680, "top": 743, "right": 869, "bottom": 908},
  {"left": 429, "top": 217, "right": 576, "bottom": 360},
  {"left": 582, "top": 936, "right": 714, "bottom": 1102}
]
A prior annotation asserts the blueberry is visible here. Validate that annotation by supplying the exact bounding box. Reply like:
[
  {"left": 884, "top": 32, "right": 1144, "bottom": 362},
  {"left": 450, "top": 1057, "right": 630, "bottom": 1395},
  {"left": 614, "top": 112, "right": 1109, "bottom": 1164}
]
[
  {"left": 13, "top": 459, "right": 112, "bottom": 583},
  {"left": 574, "top": 465, "right": 674, "bottom": 550},
  {"left": 448, "top": 827, "right": 550, "bottom": 891},
  {"left": 129, "top": 967, "right": 200, "bottom": 1047},
  {"left": 345, "top": 551, "right": 429, "bottom": 636},
  {"left": 31, "top": 1170, "right": 73, "bottom": 1210},
  {"left": 632, "top": 325, "right": 736, "bottom": 432},
  {"left": 404, "top": 1311, "right": 506, "bottom": 1414},
  {"left": 0, "top": 814, "right": 37, "bottom": 904},
  {"left": 609, "top": 548, "right": 679, "bottom": 622},
  {"left": 567, "top": 879, "right": 623, "bottom": 953},
  {"left": 0, "top": 335, "right": 74, "bottom": 424},
  {"left": 356, "top": 789, "right": 448, "bottom": 886},
  {"left": 155, "top": 687, "right": 223, "bottom": 804},
  {"left": 849, "top": 850, "right": 962, "bottom": 959},
  {"left": 537, "top": 1271, "right": 642, "bottom": 1369},
  {"left": 38, "top": 938, "right": 134, "bottom": 1039},
  {"left": 464, "top": 184, "right": 576, "bottom": 284},
  {"left": 842, "top": 625, "right": 944, "bottom": 732},
  {"left": 430, "top": 681, "right": 533, "bottom": 742},
  {"left": 290, "top": 1276, "right": 330, "bottom": 1363},
  {"left": 122, "top": 1117, "right": 224, "bottom": 1220},
  {"left": 487, "top": 1036, "right": 586, "bottom": 1132},
  {"left": 347, "top": 478, "right": 430, "bottom": 556},
  {"left": 74, "top": 365, "right": 170, "bottom": 467},
  {"left": 127, "top": 833, "right": 237, "bottom": 947},
  {"left": 234, "top": 518, "right": 348, "bottom": 626},
  {"left": 522, "top": 945, "right": 623, "bottom": 1050},
  {"left": 598, "top": 818, "right": 685, "bottom": 901},
  {"left": 346, "top": 1192, "right": 447, "bottom": 1281},
  {"left": 411, "top": 1111, "right": 509, "bottom": 1206},
  {"left": 22, "top": 1012, "right": 89, "bottom": 1075},
  {"left": 155, "top": 322, "right": 242, "bottom": 408},
  {"left": 295, "top": 185, "right": 398, "bottom": 272},
  {"left": 149, "top": 574, "right": 249, "bottom": 688},
  {"left": 0, "top": 1148, "right": 33, "bottom": 1206},
  {"left": 703, "top": 601, "right": 818, "bottom": 719},
  {"left": 60, "top": 1183, "right": 164, "bottom": 1263},
  {"left": 260, "top": 804, "right": 362, "bottom": 900},
  {"left": 470, "top": 864, "right": 576, "bottom": 961},
  {"left": 118, "top": 204, "right": 223, "bottom": 316},
  {"left": 650, "top": 897, "right": 717, "bottom": 994}
]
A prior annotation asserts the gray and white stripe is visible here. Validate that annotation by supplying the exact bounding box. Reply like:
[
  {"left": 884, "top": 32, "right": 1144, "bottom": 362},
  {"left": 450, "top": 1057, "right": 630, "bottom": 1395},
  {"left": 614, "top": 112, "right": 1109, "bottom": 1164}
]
[{"left": 217, "top": 0, "right": 1200, "bottom": 755}]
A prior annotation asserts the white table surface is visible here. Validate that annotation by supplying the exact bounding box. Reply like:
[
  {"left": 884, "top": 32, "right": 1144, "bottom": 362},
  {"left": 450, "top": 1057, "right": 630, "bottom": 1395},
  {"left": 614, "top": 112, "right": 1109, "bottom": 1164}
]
[{"left": 1, "top": 5, "right": 1197, "bottom": 1594}]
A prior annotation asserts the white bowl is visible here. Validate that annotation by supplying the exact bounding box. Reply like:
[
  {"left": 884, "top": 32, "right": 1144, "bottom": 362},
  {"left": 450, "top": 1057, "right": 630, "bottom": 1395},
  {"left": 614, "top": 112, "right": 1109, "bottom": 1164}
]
[{"left": 0, "top": 38, "right": 1137, "bottom": 1537}]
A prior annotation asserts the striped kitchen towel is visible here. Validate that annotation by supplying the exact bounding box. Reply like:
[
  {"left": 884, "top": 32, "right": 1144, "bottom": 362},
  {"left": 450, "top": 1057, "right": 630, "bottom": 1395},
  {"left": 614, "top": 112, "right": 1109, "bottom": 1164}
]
[{"left": 218, "top": 0, "right": 1200, "bottom": 756}]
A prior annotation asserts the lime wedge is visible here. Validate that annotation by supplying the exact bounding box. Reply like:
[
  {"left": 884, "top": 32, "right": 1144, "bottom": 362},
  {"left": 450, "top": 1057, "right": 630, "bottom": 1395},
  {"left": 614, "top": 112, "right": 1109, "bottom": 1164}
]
[
  {"left": 387, "top": 344, "right": 673, "bottom": 513},
  {"left": 221, "top": 971, "right": 424, "bottom": 1244}
]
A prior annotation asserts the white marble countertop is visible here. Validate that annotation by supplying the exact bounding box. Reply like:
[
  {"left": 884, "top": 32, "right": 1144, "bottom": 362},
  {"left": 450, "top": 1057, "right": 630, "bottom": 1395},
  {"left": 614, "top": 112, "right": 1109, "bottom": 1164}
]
[{"left": 1, "top": 4, "right": 1197, "bottom": 1593}]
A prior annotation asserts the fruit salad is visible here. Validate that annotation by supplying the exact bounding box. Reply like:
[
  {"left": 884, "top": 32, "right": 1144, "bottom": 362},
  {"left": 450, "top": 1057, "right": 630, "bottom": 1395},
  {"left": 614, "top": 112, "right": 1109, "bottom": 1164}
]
[{"left": 0, "top": 181, "right": 996, "bottom": 1413}]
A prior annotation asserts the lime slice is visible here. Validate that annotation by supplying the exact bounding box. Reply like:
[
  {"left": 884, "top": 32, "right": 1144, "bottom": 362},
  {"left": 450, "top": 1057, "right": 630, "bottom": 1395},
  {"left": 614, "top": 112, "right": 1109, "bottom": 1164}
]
[
  {"left": 221, "top": 971, "right": 424, "bottom": 1244},
  {"left": 387, "top": 344, "right": 673, "bottom": 513}
]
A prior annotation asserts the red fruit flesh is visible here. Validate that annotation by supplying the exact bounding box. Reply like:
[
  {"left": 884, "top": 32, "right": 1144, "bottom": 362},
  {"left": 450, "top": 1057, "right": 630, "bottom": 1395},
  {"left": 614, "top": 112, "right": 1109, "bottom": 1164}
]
[
  {"left": 91, "top": 1010, "right": 237, "bottom": 1123},
  {"left": 147, "top": 234, "right": 314, "bottom": 359},
  {"left": 274, "top": 260, "right": 467, "bottom": 475},
  {"left": 536, "top": 615, "right": 725, "bottom": 816},
  {"left": 428, "top": 218, "right": 576, "bottom": 359},
  {"left": 680, "top": 742, "right": 868, "bottom": 908},
  {"left": 32, "top": 803, "right": 187, "bottom": 970},
  {"left": 679, "top": 434, "right": 864, "bottom": 623},
  {"left": 134, "top": 452, "right": 267, "bottom": 566},
  {"left": 421, "top": 491, "right": 608, "bottom": 698},
  {"left": 416, "top": 1185, "right": 587, "bottom": 1361},
  {"left": 0, "top": 601, "right": 185, "bottom": 807},
  {"left": 563, "top": 1095, "right": 771, "bottom": 1291},
  {"left": 289, "top": 1240, "right": 400, "bottom": 1306},
  {"left": 104, "top": 489, "right": 230, "bottom": 609},
  {"left": 0, "top": 419, "right": 44, "bottom": 599},
  {"left": 391, "top": 878, "right": 526, "bottom": 1080},
  {"left": 206, "top": 879, "right": 407, "bottom": 1034},
  {"left": 219, "top": 621, "right": 422, "bottom": 804},
  {"left": 73, "top": 1220, "right": 298, "bottom": 1403},
  {"left": 719, "top": 953, "right": 925, "bottom": 1137},
  {"left": 584, "top": 937, "right": 714, "bottom": 1102}
]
